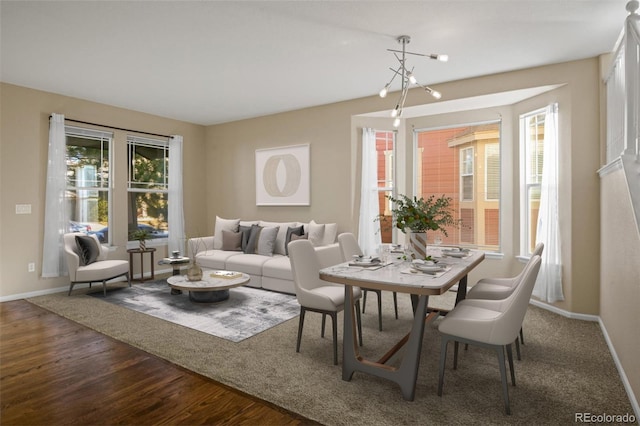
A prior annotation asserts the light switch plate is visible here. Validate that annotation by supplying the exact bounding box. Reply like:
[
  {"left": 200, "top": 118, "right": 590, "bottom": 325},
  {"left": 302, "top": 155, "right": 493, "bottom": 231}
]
[{"left": 16, "top": 204, "right": 32, "bottom": 214}]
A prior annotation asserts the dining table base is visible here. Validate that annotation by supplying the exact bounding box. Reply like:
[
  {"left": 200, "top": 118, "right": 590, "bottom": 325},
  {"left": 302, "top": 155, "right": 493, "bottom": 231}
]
[{"left": 342, "top": 288, "right": 439, "bottom": 401}]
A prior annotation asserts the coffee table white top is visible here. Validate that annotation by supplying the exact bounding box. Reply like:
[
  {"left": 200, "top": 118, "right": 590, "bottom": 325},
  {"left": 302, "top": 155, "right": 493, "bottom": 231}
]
[{"left": 167, "top": 269, "right": 250, "bottom": 292}]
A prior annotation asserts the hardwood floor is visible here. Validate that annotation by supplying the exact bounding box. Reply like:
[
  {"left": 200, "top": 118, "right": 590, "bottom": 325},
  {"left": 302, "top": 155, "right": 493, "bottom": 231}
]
[{"left": 0, "top": 300, "right": 319, "bottom": 425}]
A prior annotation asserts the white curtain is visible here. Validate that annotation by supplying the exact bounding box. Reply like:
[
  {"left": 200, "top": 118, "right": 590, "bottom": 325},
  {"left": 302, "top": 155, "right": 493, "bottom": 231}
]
[
  {"left": 358, "top": 128, "right": 382, "bottom": 256},
  {"left": 533, "top": 104, "right": 564, "bottom": 302},
  {"left": 168, "top": 135, "right": 185, "bottom": 255},
  {"left": 42, "top": 113, "right": 68, "bottom": 277}
]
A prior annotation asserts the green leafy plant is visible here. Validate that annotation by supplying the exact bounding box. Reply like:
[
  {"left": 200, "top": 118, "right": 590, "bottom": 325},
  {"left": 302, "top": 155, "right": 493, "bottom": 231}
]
[
  {"left": 129, "top": 228, "right": 151, "bottom": 242},
  {"left": 378, "top": 194, "right": 457, "bottom": 236}
]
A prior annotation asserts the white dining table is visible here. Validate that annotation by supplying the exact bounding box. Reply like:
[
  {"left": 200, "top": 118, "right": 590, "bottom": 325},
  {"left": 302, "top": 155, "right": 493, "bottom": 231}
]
[{"left": 319, "top": 247, "right": 485, "bottom": 401}]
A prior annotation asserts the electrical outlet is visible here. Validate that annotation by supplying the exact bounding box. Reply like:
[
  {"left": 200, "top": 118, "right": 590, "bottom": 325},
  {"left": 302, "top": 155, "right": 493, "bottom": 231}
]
[
  {"left": 28, "top": 263, "right": 35, "bottom": 272},
  {"left": 16, "top": 204, "right": 32, "bottom": 214}
]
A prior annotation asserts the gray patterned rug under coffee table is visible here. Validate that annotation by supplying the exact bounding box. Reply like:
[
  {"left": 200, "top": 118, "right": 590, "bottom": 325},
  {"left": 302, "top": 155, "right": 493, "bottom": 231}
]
[{"left": 89, "top": 280, "right": 300, "bottom": 342}]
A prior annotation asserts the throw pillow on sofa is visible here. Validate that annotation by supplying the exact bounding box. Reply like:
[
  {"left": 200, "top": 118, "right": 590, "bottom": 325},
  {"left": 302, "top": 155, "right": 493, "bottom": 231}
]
[
  {"left": 285, "top": 225, "right": 304, "bottom": 255},
  {"left": 214, "top": 216, "right": 240, "bottom": 250},
  {"left": 256, "top": 226, "right": 279, "bottom": 256},
  {"left": 244, "top": 224, "right": 262, "bottom": 254},
  {"left": 307, "top": 222, "right": 325, "bottom": 247},
  {"left": 221, "top": 230, "right": 243, "bottom": 251}
]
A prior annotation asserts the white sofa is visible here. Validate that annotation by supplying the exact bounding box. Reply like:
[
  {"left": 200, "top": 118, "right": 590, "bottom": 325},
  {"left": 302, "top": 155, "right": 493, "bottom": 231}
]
[{"left": 189, "top": 217, "right": 343, "bottom": 295}]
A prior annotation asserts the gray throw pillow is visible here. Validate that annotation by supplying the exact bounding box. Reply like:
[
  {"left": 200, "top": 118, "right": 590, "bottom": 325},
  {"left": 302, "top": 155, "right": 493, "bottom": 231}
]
[
  {"left": 244, "top": 224, "right": 262, "bottom": 254},
  {"left": 75, "top": 235, "right": 100, "bottom": 266},
  {"left": 256, "top": 226, "right": 280, "bottom": 256},
  {"left": 285, "top": 225, "right": 304, "bottom": 255},
  {"left": 239, "top": 225, "right": 252, "bottom": 251},
  {"left": 221, "top": 230, "right": 242, "bottom": 251}
]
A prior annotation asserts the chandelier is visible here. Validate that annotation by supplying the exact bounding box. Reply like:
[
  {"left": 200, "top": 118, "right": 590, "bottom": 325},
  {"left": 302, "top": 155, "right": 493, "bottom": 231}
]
[{"left": 379, "top": 35, "right": 448, "bottom": 127}]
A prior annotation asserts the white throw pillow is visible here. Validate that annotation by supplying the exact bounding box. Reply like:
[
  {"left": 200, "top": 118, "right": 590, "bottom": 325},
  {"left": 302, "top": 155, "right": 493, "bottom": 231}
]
[
  {"left": 309, "top": 220, "right": 337, "bottom": 246},
  {"left": 213, "top": 216, "right": 240, "bottom": 250},
  {"left": 308, "top": 222, "right": 326, "bottom": 247}
]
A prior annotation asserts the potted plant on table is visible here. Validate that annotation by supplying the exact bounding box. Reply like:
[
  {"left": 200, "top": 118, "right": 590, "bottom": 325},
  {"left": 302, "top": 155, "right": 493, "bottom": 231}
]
[
  {"left": 378, "top": 194, "right": 457, "bottom": 259},
  {"left": 130, "top": 228, "right": 152, "bottom": 251}
]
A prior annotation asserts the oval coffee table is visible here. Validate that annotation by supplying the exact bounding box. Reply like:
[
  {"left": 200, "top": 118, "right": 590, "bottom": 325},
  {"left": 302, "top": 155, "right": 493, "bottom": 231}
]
[{"left": 167, "top": 269, "right": 250, "bottom": 303}]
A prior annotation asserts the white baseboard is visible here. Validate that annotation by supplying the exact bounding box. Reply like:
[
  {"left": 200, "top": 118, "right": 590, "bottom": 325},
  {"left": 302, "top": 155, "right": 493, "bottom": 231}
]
[
  {"left": 530, "top": 299, "right": 639, "bottom": 417},
  {"left": 0, "top": 267, "right": 172, "bottom": 302}
]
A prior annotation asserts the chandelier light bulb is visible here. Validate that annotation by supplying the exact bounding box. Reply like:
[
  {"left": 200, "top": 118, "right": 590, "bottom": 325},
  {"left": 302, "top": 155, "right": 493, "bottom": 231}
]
[
  {"left": 435, "top": 54, "right": 449, "bottom": 62},
  {"left": 391, "top": 105, "right": 400, "bottom": 118},
  {"left": 431, "top": 90, "right": 442, "bottom": 99},
  {"left": 393, "top": 117, "right": 401, "bottom": 128},
  {"left": 407, "top": 72, "right": 417, "bottom": 84},
  {"left": 379, "top": 85, "right": 389, "bottom": 98}
]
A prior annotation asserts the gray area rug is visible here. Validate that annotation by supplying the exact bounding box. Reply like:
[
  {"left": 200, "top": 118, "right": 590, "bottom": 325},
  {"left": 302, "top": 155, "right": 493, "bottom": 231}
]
[
  {"left": 89, "top": 281, "right": 299, "bottom": 342},
  {"left": 29, "top": 287, "right": 635, "bottom": 425}
]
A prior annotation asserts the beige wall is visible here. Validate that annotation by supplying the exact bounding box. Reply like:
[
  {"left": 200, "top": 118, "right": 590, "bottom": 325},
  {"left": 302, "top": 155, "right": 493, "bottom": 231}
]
[
  {"left": 205, "top": 58, "right": 602, "bottom": 315},
  {"left": 0, "top": 83, "right": 207, "bottom": 297},
  {"left": 600, "top": 164, "right": 640, "bottom": 406}
]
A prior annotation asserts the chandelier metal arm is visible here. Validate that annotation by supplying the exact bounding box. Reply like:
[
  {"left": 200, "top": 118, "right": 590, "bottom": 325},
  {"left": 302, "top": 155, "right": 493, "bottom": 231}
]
[{"left": 378, "top": 34, "right": 447, "bottom": 127}]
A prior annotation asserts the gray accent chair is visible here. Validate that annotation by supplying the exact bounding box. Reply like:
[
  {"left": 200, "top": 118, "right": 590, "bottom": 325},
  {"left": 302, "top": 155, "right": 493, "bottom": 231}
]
[
  {"left": 437, "top": 255, "right": 542, "bottom": 415},
  {"left": 64, "top": 232, "right": 130, "bottom": 296},
  {"left": 337, "top": 232, "right": 398, "bottom": 331},
  {"left": 288, "top": 239, "right": 363, "bottom": 365}
]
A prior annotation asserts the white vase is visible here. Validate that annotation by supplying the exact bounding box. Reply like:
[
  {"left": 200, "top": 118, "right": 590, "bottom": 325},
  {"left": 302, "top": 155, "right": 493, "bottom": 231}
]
[{"left": 409, "top": 231, "right": 428, "bottom": 259}]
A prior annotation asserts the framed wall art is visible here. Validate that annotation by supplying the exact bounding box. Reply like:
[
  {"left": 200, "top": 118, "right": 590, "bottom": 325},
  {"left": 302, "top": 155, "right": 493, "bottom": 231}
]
[{"left": 255, "top": 144, "right": 310, "bottom": 206}]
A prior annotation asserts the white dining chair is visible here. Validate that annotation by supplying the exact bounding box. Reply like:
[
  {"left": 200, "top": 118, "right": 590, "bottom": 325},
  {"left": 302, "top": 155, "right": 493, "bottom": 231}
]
[
  {"left": 337, "top": 233, "right": 397, "bottom": 331},
  {"left": 437, "top": 255, "right": 541, "bottom": 415},
  {"left": 465, "top": 242, "right": 544, "bottom": 357},
  {"left": 289, "top": 239, "right": 363, "bottom": 365}
]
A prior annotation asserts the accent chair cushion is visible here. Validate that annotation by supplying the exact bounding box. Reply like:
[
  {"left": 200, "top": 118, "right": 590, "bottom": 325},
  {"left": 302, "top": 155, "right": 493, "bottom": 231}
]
[
  {"left": 221, "top": 230, "right": 243, "bottom": 251},
  {"left": 75, "top": 235, "right": 100, "bottom": 266}
]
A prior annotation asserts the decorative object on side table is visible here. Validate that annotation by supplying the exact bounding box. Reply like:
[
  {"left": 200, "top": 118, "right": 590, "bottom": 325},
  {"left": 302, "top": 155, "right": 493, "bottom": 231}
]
[
  {"left": 377, "top": 194, "right": 457, "bottom": 259},
  {"left": 130, "top": 227, "right": 152, "bottom": 251}
]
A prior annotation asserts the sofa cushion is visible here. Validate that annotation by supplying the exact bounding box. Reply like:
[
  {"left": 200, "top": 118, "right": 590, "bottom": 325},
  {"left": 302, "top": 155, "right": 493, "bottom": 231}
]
[
  {"left": 256, "top": 226, "right": 279, "bottom": 256},
  {"left": 262, "top": 255, "right": 293, "bottom": 280},
  {"left": 259, "top": 221, "right": 296, "bottom": 255},
  {"left": 195, "top": 250, "right": 242, "bottom": 270},
  {"left": 226, "top": 254, "right": 272, "bottom": 276},
  {"left": 221, "top": 230, "right": 242, "bottom": 251},
  {"left": 213, "top": 216, "right": 240, "bottom": 250},
  {"left": 285, "top": 225, "right": 304, "bottom": 255},
  {"left": 75, "top": 235, "right": 100, "bottom": 266}
]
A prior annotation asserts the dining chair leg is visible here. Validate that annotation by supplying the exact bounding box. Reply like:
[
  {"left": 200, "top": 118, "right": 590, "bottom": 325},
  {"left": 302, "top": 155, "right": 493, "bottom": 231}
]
[
  {"left": 453, "top": 341, "right": 460, "bottom": 370},
  {"left": 496, "top": 346, "right": 511, "bottom": 415},
  {"left": 520, "top": 327, "right": 525, "bottom": 345},
  {"left": 515, "top": 336, "right": 521, "bottom": 360},
  {"left": 321, "top": 313, "right": 327, "bottom": 338},
  {"left": 506, "top": 344, "right": 516, "bottom": 386},
  {"left": 393, "top": 291, "right": 398, "bottom": 319},
  {"left": 296, "top": 307, "right": 306, "bottom": 353},
  {"left": 362, "top": 290, "right": 369, "bottom": 313},
  {"left": 377, "top": 290, "right": 383, "bottom": 331},
  {"left": 437, "top": 337, "right": 449, "bottom": 396},
  {"left": 330, "top": 311, "right": 338, "bottom": 365}
]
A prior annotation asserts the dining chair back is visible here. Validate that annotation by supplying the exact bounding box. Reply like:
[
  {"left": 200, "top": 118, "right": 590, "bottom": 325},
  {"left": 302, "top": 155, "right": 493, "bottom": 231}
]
[
  {"left": 437, "top": 255, "right": 542, "bottom": 414},
  {"left": 289, "top": 239, "right": 362, "bottom": 365},
  {"left": 337, "top": 232, "right": 398, "bottom": 330}
]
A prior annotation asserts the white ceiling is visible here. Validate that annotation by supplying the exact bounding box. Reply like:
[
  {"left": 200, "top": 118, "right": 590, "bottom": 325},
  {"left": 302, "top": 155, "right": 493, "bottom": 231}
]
[{"left": 0, "top": 1, "right": 630, "bottom": 126}]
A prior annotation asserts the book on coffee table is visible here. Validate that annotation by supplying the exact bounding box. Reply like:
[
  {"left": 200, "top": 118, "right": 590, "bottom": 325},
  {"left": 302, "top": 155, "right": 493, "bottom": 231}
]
[{"left": 210, "top": 270, "right": 243, "bottom": 279}]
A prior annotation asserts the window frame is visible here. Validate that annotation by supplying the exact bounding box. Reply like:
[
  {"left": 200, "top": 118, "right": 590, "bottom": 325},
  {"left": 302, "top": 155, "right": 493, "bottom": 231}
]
[
  {"left": 65, "top": 125, "right": 113, "bottom": 243},
  {"left": 460, "top": 146, "right": 475, "bottom": 202}
]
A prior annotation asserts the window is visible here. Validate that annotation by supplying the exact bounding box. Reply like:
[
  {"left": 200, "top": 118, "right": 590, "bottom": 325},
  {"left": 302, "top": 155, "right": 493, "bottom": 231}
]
[
  {"left": 460, "top": 147, "right": 474, "bottom": 201},
  {"left": 375, "top": 131, "right": 396, "bottom": 243},
  {"left": 127, "top": 136, "right": 169, "bottom": 241},
  {"left": 520, "top": 109, "right": 546, "bottom": 254},
  {"left": 414, "top": 121, "right": 501, "bottom": 251},
  {"left": 65, "top": 126, "right": 112, "bottom": 241}
]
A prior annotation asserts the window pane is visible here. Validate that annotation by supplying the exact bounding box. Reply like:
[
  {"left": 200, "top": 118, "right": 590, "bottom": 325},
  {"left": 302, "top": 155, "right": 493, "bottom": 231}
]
[
  {"left": 375, "top": 131, "right": 395, "bottom": 244},
  {"left": 127, "top": 136, "right": 170, "bottom": 241},
  {"left": 65, "top": 129, "right": 111, "bottom": 240},
  {"left": 415, "top": 122, "right": 501, "bottom": 251}
]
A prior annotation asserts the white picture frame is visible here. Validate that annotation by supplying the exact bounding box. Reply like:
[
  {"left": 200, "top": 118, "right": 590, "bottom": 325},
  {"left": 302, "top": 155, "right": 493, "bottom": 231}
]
[{"left": 255, "top": 144, "right": 310, "bottom": 206}]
